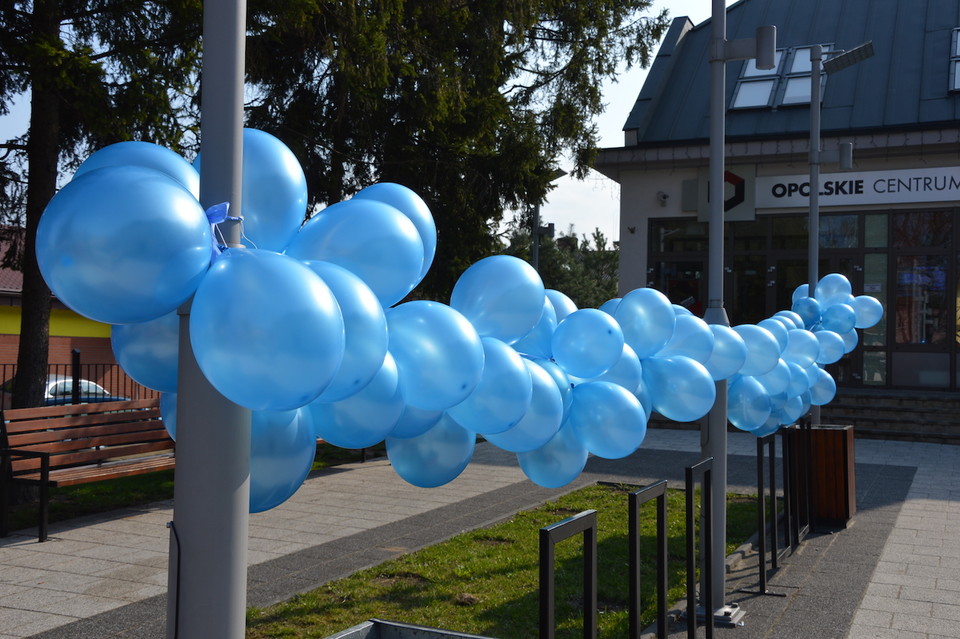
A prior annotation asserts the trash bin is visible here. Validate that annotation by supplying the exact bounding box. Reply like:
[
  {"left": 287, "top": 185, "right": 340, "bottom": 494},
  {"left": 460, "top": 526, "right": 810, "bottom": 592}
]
[
  {"left": 324, "top": 619, "right": 499, "bottom": 639},
  {"left": 809, "top": 424, "right": 856, "bottom": 530}
]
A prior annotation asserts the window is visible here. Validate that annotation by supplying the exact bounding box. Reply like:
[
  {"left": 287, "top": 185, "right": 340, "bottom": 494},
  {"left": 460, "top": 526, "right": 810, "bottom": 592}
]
[
  {"left": 950, "top": 28, "right": 960, "bottom": 92},
  {"left": 731, "top": 45, "right": 831, "bottom": 109},
  {"left": 731, "top": 51, "right": 783, "bottom": 108}
]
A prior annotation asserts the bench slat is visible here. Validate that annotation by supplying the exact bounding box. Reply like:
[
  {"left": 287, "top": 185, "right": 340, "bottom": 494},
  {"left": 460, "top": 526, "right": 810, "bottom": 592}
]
[
  {"left": 16, "top": 455, "right": 176, "bottom": 487},
  {"left": 7, "top": 420, "right": 167, "bottom": 447},
  {"left": 10, "top": 440, "right": 175, "bottom": 474},
  {"left": 3, "top": 408, "right": 161, "bottom": 435},
  {"left": 2, "top": 398, "right": 159, "bottom": 422}
]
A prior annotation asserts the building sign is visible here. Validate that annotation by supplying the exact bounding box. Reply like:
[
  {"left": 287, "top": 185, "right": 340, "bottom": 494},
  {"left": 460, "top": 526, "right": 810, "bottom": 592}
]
[
  {"left": 683, "top": 165, "right": 757, "bottom": 222},
  {"left": 755, "top": 167, "right": 960, "bottom": 208}
]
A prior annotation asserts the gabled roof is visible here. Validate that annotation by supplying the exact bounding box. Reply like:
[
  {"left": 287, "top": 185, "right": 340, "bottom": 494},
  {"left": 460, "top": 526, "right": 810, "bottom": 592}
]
[{"left": 624, "top": 0, "right": 960, "bottom": 146}]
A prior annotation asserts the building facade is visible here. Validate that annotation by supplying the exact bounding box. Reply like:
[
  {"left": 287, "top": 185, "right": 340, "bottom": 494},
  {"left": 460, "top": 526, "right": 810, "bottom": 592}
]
[{"left": 596, "top": 0, "right": 960, "bottom": 393}]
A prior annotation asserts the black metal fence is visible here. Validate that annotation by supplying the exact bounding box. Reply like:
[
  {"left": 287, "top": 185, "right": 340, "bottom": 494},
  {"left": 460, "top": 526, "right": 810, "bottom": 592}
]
[{"left": 0, "top": 350, "right": 158, "bottom": 408}]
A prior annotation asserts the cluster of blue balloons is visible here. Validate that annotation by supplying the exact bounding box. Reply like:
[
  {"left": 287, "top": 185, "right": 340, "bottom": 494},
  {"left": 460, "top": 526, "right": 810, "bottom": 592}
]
[
  {"left": 34, "top": 130, "right": 883, "bottom": 512},
  {"left": 724, "top": 274, "right": 883, "bottom": 437}
]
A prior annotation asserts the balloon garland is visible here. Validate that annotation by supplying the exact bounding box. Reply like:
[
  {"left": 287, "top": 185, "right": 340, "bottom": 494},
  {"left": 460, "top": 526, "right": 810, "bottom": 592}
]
[{"left": 34, "top": 131, "right": 884, "bottom": 511}]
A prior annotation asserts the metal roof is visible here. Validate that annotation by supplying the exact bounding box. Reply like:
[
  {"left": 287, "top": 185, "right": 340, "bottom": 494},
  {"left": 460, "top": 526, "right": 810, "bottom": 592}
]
[{"left": 623, "top": 0, "right": 960, "bottom": 146}]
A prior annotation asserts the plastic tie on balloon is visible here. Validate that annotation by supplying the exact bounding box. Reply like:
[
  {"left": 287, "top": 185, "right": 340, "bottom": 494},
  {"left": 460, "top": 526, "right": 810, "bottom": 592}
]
[{"left": 205, "top": 202, "right": 231, "bottom": 224}]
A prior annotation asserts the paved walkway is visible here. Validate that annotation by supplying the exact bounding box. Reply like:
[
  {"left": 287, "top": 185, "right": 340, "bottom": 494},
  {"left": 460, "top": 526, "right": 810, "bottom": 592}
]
[{"left": 0, "top": 428, "right": 957, "bottom": 638}]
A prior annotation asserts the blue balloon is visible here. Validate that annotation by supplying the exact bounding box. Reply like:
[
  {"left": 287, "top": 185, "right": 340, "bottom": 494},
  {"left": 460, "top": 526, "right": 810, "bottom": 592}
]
[
  {"left": 160, "top": 392, "right": 177, "bottom": 440},
  {"left": 756, "top": 358, "right": 790, "bottom": 395},
  {"left": 813, "top": 329, "right": 845, "bottom": 364},
  {"left": 511, "top": 297, "right": 557, "bottom": 359},
  {"left": 615, "top": 288, "right": 676, "bottom": 359},
  {"left": 594, "top": 343, "right": 643, "bottom": 394},
  {"left": 641, "top": 356, "right": 716, "bottom": 422},
  {"left": 111, "top": 311, "right": 180, "bottom": 393},
  {"left": 673, "top": 304, "right": 692, "bottom": 316},
  {"left": 634, "top": 376, "right": 653, "bottom": 420},
  {"left": 303, "top": 261, "right": 388, "bottom": 402},
  {"left": 808, "top": 366, "right": 837, "bottom": 406},
  {"left": 447, "top": 337, "right": 532, "bottom": 435},
  {"left": 545, "top": 289, "right": 577, "bottom": 322},
  {"left": 841, "top": 327, "right": 859, "bottom": 353},
  {"left": 782, "top": 328, "right": 820, "bottom": 369},
  {"left": 386, "top": 414, "right": 476, "bottom": 488},
  {"left": 752, "top": 416, "right": 782, "bottom": 438},
  {"left": 786, "top": 361, "right": 811, "bottom": 396},
  {"left": 530, "top": 358, "right": 574, "bottom": 422},
  {"left": 599, "top": 298, "right": 622, "bottom": 316},
  {"left": 189, "top": 249, "right": 345, "bottom": 411},
  {"left": 387, "top": 301, "right": 484, "bottom": 411},
  {"left": 821, "top": 303, "right": 856, "bottom": 334},
  {"left": 74, "top": 141, "right": 199, "bottom": 197},
  {"left": 310, "top": 352, "right": 404, "bottom": 449},
  {"left": 484, "top": 360, "right": 563, "bottom": 453},
  {"left": 285, "top": 198, "right": 424, "bottom": 307},
  {"left": 703, "top": 325, "right": 746, "bottom": 380},
  {"left": 815, "top": 273, "right": 852, "bottom": 307},
  {"left": 851, "top": 295, "right": 884, "bottom": 329},
  {"left": 568, "top": 381, "right": 647, "bottom": 459},
  {"left": 733, "top": 324, "right": 781, "bottom": 377},
  {"left": 196, "top": 129, "right": 307, "bottom": 252},
  {"left": 774, "top": 310, "right": 805, "bottom": 329},
  {"left": 551, "top": 309, "right": 624, "bottom": 379},
  {"left": 777, "top": 394, "right": 805, "bottom": 425},
  {"left": 36, "top": 166, "right": 212, "bottom": 325},
  {"left": 250, "top": 408, "right": 316, "bottom": 513},
  {"left": 768, "top": 391, "right": 788, "bottom": 412},
  {"left": 657, "top": 314, "right": 715, "bottom": 363},
  {"left": 727, "top": 376, "right": 772, "bottom": 432},
  {"left": 792, "top": 283, "right": 809, "bottom": 303},
  {"left": 450, "top": 255, "right": 546, "bottom": 343},
  {"left": 354, "top": 183, "right": 436, "bottom": 281},
  {"left": 791, "top": 297, "right": 822, "bottom": 329},
  {"left": 517, "top": 423, "right": 588, "bottom": 488},
  {"left": 758, "top": 318, "right": 789, "bottom": 351},
  {"left": 388, "top": 405, "right": 444, "bottom": 439}
]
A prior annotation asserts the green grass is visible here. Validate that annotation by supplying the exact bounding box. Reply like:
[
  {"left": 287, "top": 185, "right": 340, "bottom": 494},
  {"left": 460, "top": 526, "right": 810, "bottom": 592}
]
[{"left": 245, "top": 484, "right": 760, "bottom": 639}]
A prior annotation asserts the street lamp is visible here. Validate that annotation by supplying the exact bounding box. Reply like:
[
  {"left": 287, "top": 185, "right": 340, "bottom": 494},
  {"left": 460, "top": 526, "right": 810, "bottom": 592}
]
[
  {"left": 807, "top": 41, "right": 874, "bottom": 427},
  {"left": 706, "top": 0, "right": 776, "bottom": 624},
  {"left": 531, "top": 168, "right": 567, "bottom": 271}
]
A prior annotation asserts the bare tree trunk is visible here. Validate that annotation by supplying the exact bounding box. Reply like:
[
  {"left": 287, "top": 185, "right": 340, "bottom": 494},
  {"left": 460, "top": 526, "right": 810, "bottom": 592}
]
[{"left": 13, "top": 0, "right": 60, "bottom": 409}]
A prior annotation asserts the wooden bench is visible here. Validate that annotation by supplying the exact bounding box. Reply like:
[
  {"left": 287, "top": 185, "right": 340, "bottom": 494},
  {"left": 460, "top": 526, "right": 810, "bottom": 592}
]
[{"left": 0, "top": 397, "right": 172, "bottom": 542}]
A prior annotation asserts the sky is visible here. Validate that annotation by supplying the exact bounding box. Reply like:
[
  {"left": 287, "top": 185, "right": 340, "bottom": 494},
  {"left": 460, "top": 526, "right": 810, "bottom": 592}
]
[{"left": 0, "top": 1, "right": 733, "bottom": 242}]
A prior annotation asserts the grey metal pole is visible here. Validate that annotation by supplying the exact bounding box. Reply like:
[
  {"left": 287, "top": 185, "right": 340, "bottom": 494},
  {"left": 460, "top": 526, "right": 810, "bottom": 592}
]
[
  {"left": 166, "top": 1, "right": 251, "bottom": 637},
  {"left": 703, "top": 0, "right": 730, "bottom": 613},
  {"left": 808, "top": 45, "right": 823, "bottom": 428},
  {"left": 531, "top": 203, "right": 541, "bottom": 271}
]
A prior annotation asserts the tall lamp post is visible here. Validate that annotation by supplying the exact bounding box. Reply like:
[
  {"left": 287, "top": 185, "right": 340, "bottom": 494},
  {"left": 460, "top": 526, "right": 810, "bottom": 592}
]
[
  {"left": 166, "top": 1, "right": 251, "bottom": 637},
  {"left": 705, "top": 0, "right": 776, "bottom": 623},
  {"left": 807, "top": 41, "right": 874, "bottom": 427}
]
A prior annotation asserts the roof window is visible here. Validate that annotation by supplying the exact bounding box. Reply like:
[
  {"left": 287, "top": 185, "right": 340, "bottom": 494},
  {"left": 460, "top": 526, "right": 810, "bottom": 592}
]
[{"left": 731, "top": 45, "right": 832, "bottom": 109}]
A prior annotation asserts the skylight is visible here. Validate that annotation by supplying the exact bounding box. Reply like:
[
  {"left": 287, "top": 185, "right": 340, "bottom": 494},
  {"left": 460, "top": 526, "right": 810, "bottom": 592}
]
[{"left": 731, "top": 45, "right": 833, "bottom": 109}]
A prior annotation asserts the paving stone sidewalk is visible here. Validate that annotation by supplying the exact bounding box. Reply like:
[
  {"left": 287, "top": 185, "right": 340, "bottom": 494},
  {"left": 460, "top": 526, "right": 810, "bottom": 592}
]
[{"left": 0, "top": 428, "right": 956, "bottom": 639}]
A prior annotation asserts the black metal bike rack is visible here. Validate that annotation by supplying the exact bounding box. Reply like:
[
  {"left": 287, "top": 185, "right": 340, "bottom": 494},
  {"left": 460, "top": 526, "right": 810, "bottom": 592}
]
[
  {"left": 539, "top": 509, "right": 598, "bottom": 639},
  {"left": 628, "top": 480, "right": 669, "bottom": 639},
  {"left": 740, "top": 434, "right": 787, "bottom": 597},
  {"left": 781, "top": 422, "right": 812, "bottom": 550},
  {"left": 685, "top": 457, "right": 714, "bottom": 639}
]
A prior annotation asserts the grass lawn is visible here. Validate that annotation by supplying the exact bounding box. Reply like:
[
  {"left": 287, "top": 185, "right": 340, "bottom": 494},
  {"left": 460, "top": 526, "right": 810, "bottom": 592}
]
[{"left": 246, "top": 483, "right": 760, "bottom": 639}]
